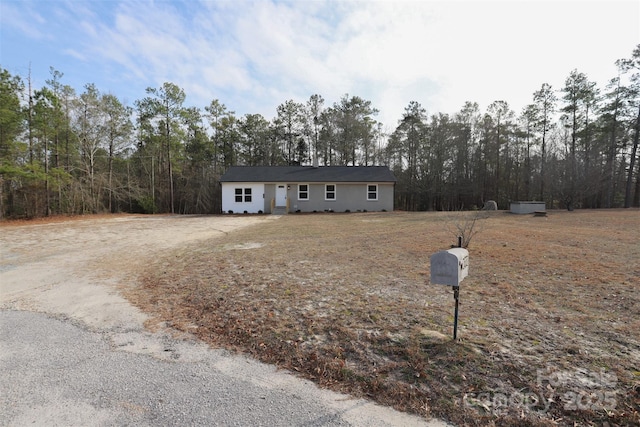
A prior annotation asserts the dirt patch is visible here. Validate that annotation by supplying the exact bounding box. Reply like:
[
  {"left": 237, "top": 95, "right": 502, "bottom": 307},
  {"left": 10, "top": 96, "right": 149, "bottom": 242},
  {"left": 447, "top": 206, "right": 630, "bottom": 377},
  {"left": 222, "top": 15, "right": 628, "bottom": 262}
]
[
  {"left": 0, "top": 214, "right": 272, "bottom": 334},
  {"left": 127, "top": 210, "right": 640, "bottom": 426},
  {"left": 223, "top": 242, "right": 265, "bottom": 250}
]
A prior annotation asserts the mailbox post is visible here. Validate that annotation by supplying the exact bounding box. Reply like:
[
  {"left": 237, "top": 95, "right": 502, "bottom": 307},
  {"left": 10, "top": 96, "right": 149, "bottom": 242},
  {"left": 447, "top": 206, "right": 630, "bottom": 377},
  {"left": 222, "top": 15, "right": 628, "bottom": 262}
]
[
  {"left": 453, "top": 287, "right": 460, "bottom": 340},
  {"left": 430, "top": 246, "right": 469, "bottom": 340}
]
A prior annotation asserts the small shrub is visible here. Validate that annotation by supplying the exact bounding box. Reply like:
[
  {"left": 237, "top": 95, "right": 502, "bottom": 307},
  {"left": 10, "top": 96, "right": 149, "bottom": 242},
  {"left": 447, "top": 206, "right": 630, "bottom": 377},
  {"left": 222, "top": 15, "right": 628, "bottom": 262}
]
[
  {"left": 444, "top": 210, "right": 488, "bottom": 248},
  {"left": 228, "top": 210, "right": 234, "bottom": 214},
  {"left": 258, "top": 210, "right": 263, "bottom": 214},
  {"left": 135, "top": 195, "right": 157, "bottom": 214},
  {"left": 345, "top": 209, "right": 351, "bottom": 213},
  {"left": 243, "top": 210, "right": 248, "bottom": 214}
]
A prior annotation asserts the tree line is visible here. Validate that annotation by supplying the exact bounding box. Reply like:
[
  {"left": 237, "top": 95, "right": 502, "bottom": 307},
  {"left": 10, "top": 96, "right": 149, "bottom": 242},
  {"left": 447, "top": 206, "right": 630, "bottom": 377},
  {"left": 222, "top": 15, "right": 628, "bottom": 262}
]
[{"left": 1, "top": 45, "right": 639, "bottom": 218}]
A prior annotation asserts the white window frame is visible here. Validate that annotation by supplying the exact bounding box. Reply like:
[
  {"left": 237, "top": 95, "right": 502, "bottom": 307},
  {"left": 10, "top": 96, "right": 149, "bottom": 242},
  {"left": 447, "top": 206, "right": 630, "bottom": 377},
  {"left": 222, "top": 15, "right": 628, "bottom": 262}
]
[
  {"left": 325, "top": 184, "right": 336, "bottom": 201},
  {"left": 367, "top": 184, "right": 378, "bottom": 201},
  {"left": 298, "top": 183, "right": 309, "bottom": 200}
]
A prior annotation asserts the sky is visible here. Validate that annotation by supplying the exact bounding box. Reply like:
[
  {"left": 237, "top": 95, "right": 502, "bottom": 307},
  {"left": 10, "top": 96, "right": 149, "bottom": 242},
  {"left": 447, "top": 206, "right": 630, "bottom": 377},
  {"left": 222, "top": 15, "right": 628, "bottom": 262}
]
[{"left": 1, "top": 0, "right": 639, "bottom": 131}]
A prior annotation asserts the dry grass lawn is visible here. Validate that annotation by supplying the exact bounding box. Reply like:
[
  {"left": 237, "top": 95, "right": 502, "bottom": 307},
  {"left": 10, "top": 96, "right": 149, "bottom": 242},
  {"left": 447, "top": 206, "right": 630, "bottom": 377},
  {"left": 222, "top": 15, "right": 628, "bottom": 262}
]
[{"left": 126, "top": 209, "right": 640, "bottom": 426}]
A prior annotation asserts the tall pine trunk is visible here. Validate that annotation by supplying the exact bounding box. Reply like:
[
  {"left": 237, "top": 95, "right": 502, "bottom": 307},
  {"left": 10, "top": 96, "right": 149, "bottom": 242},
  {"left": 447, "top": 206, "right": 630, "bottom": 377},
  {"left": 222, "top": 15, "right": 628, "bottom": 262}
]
[{"left": 624, "top": 105, "right": 640, "bottom": 208}]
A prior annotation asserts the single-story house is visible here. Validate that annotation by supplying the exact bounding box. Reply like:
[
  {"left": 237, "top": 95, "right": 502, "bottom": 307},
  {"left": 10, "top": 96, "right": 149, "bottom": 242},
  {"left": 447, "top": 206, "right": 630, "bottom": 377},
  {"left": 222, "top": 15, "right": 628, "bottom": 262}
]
[{"left": 220, "top": 166, "right": 396, "bottom": 214}]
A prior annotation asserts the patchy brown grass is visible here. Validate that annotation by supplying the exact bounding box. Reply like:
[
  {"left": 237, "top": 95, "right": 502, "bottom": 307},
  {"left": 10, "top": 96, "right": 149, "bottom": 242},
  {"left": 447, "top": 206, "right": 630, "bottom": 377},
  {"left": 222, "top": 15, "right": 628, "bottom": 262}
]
[{"left": 126, "top": 209, "right": 640, "bottom": 426}]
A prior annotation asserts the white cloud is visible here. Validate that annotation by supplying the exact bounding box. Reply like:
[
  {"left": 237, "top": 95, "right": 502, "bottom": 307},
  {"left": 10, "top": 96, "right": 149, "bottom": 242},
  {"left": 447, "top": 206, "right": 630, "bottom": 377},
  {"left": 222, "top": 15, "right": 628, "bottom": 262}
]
[
  {"left": 0, "top": 1, "right": 49, "bottom": 40},
  {"left": 5, "top": 0, "right": 637, "bottom": 129}
]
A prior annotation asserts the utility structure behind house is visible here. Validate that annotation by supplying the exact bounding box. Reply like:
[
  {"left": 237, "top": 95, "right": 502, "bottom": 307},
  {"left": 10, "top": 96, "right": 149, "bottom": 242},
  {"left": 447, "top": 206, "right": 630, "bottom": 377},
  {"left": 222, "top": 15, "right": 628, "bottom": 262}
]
[{"left": 220, "top": 166, "right": 396, "bottom": 214}]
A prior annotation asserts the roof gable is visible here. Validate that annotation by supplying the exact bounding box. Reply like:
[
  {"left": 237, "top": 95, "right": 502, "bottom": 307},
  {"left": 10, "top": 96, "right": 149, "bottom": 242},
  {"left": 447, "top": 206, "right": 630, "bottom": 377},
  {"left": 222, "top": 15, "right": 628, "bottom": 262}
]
[{"left": 220, "top": 166, "right": 396, "bottom": 183}]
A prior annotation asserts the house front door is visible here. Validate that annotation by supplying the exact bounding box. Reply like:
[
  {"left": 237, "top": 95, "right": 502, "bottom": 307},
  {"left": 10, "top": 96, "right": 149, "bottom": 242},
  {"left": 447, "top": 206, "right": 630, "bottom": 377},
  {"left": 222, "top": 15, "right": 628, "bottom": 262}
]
[{"left": 275, "top": 185, "right": 287, "bottom": 206}]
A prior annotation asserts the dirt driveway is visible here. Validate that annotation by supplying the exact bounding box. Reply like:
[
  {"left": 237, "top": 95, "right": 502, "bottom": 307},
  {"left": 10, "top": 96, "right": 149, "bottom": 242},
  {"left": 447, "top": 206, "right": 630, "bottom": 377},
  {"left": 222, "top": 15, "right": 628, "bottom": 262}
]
[
  {"left": 1, "top": 214, "right": 271, "bottom": 331},
  {"left": 0, "top": 214, "right": 440, "bottom": 426}
]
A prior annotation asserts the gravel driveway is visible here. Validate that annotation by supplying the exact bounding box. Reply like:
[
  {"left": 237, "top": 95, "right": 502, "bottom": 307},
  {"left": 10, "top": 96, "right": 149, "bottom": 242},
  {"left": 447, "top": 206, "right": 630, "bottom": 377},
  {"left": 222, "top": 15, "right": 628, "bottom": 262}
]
[{"left": 0, "top": 215, "right": 444, "bottom": 426}]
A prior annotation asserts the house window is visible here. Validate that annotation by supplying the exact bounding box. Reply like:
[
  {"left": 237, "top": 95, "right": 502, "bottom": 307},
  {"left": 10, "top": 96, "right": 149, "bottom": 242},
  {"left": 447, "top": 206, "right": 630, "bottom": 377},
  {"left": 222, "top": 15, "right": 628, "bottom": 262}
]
[
  {"left": 235, "top": 188, "right": 252, "bottom": 203},
  {"left": 325, "top": 184, "right": 336, "bottom": 200},
  {"left": 298, "top": 184, "right": 309, "bottom": 200},
  {"left": 367, "top": 184, "right": 378, "bottom": 201}
]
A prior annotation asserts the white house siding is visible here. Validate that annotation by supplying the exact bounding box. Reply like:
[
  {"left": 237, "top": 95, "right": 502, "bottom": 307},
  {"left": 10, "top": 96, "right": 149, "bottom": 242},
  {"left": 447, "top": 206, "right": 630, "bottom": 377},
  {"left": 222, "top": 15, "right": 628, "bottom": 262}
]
[{"left": 221, "top": 183, "right": 265, "bottom": 213}]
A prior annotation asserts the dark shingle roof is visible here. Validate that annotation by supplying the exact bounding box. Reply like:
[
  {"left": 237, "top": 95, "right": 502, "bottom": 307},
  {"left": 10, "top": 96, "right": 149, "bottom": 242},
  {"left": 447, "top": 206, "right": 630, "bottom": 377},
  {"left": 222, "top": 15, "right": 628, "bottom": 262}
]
[{"left": 220, "top": 166, "right": 396, "bottom": 183}]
